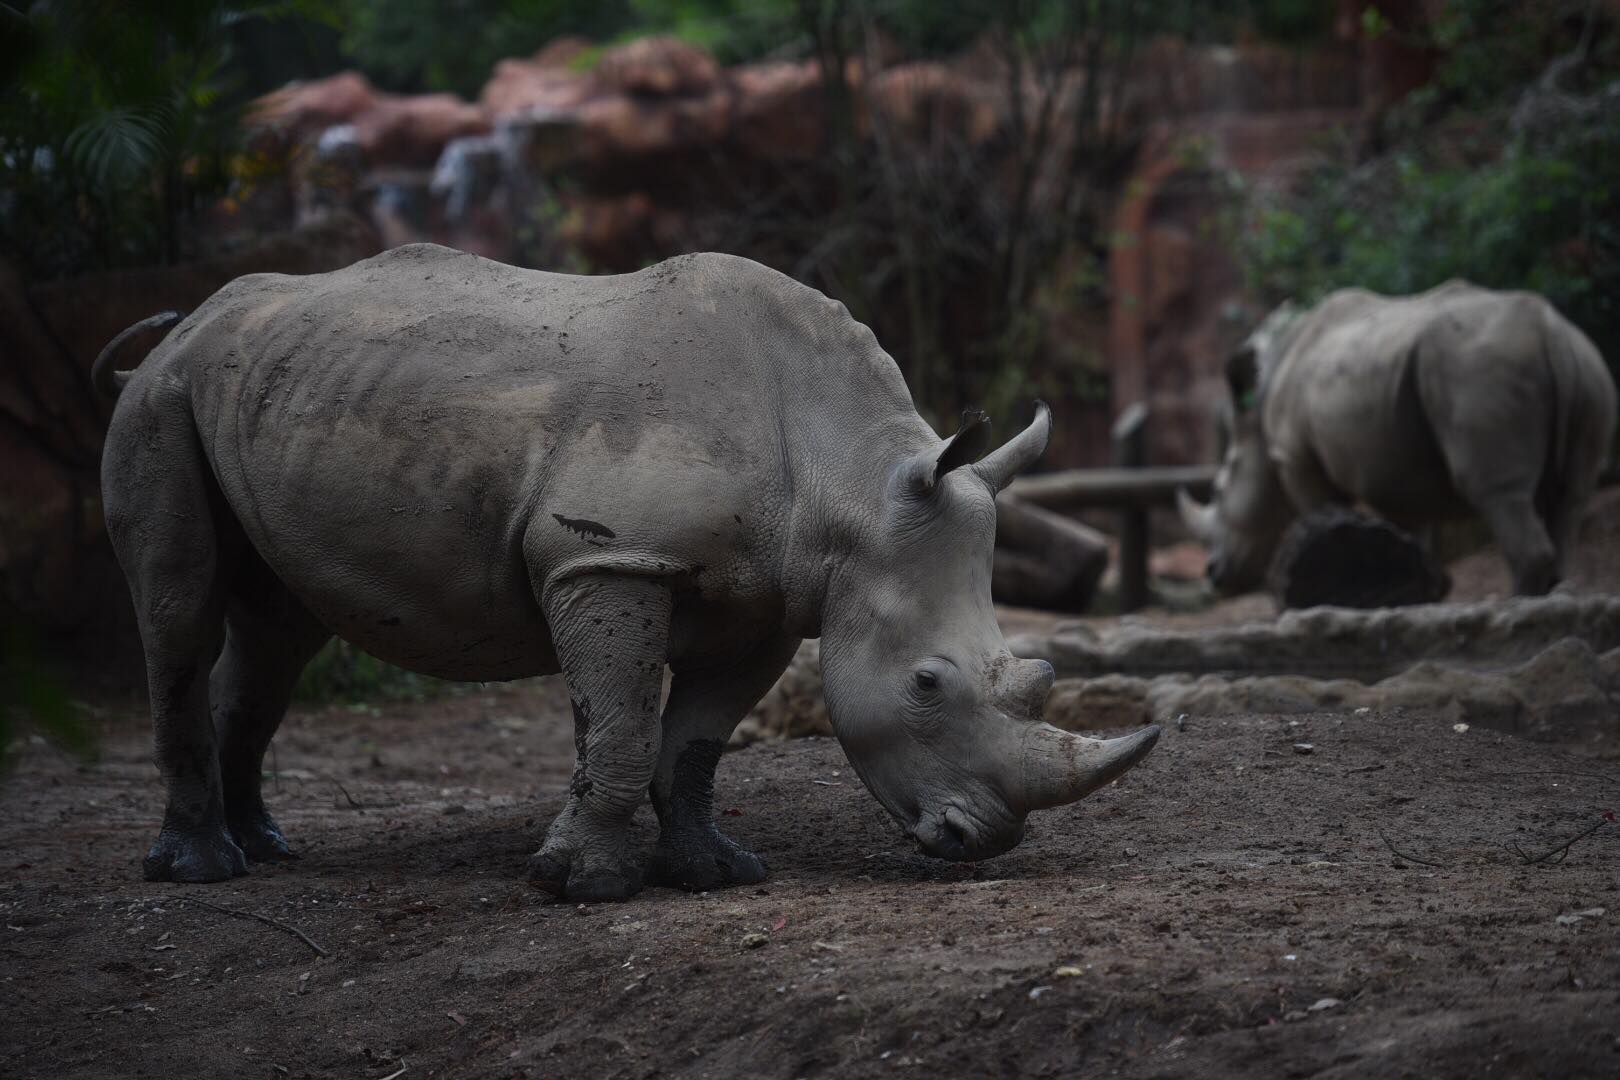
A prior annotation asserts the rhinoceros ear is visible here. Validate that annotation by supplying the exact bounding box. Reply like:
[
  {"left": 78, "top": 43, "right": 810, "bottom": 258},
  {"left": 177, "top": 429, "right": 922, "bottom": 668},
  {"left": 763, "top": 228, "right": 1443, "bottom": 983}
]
[{"left": 928, "top": 408, "right": 993, "bottom": 490}]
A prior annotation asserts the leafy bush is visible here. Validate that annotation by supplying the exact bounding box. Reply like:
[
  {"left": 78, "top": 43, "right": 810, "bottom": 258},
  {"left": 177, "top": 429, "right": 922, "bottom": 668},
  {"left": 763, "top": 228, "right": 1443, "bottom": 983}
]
[
  {"left": 293, "top": 638, "right": 452, "bottom": 703},
  {"left": 1, "top": 623, "right": 95, "bottom": 770},
  {"left": 1239, "top": 0, "right": 1620, "bottom": 377},
  {"left": 0, "top": 0, "right": 340, "bottom": 280}
]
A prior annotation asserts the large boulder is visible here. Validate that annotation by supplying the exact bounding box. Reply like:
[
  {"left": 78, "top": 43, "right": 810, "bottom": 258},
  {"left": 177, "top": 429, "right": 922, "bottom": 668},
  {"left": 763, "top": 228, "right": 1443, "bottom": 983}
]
[
  {"left": 594, "top": 35, "right": 721, "bottom": 98},
  {"left": 350, "top": 94, "right": 492, "bottom": 168},
  {"left": 1, "top": 213, "right": 382, "bottom": 684},
  {"left": 248, "top": 71, "right": 381, "bottom": 139}
]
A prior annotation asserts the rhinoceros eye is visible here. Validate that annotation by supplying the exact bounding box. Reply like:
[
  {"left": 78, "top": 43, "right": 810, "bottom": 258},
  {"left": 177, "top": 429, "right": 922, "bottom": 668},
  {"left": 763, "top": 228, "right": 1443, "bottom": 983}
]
[{"left": 913, "top": 669, "right": 939, "bottom": 693}]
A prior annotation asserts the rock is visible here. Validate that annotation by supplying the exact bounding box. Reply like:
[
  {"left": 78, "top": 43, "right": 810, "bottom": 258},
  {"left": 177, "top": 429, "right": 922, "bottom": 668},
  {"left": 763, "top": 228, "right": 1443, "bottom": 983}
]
[
  {"left": 730, "top": 61, "right": 825, "bottom": 160},
  {"left": 1308, "top": 997, "right": 1342, "bottom": 1011},
  {"left": 1268, "top": 507, "right": 1450, "bottom": 610},
  {"left": 249, "top": 71, "right": 381, "bottom": 138},
  {"left": 741, "top": 932, "right": 770, "bottom": 949},
  {"left": 1292, "top": 743, "right": 1314, "bottom": 754},
  {"left": 480, "top": 44, "right": 596, "bottom": 114},
  {"left": 351, "top": 94, "right": 491, "bottom": 168},
  {"left": 593, "top": 36, "right": 721, "bottom": 99},
  {"left": 1, "top": 213, "right": 383, "bottom": 684},
  {"left": 733, "top": 640, "right": 829, "bottom": 744},
  {"left": 1011, "top": 594, "right": 1620, "bottom": 681}
]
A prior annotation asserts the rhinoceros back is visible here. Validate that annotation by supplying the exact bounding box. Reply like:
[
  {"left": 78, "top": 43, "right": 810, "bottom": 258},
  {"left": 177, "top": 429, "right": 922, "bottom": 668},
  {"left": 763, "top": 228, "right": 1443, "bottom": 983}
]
[{"left": 143, "top": 245, "right": 918, "bottom": 678}]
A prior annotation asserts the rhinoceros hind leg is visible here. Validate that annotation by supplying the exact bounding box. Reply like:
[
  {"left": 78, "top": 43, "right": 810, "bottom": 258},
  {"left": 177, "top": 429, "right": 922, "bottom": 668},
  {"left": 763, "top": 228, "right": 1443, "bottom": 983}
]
[
  {"left": 527, "top": 574, "right": 673, "bottom": 902},
  {"left": 105, "top": 386, "right": 244, "bottom": 883},
  {"left": 213, "top": 556, "right": 331, "bottom": 863},
  {"left": 648, "top": 636, "right": 801, "bottom": 891},
  {"left": 1474, "top": 493, "right": 1558, "bottom": 595}
]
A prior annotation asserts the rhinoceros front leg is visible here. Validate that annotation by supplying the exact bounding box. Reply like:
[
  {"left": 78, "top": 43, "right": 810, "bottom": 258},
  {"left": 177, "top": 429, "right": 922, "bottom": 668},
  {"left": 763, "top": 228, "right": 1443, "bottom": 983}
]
[
  {"left": 649, "top": 636, "right": 801, "bottom": 890},
  {"left": 528, "top": 574, "right": 672, "bottom": 902}
]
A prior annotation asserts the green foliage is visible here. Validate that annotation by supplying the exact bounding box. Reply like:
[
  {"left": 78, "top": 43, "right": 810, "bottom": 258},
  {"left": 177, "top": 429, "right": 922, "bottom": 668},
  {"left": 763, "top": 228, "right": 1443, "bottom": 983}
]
[
  {"left": 1238, "top": 3, "right": 1620, "bottom": 375},
  {"left": 293, "top": 638, "right": 450, "bottom": 703},
  {"left": 340, "top": 0, "right": 629, "bottom": 96},
  {"left": 2, "top": 623, "right": 96, "bottom": 771},
  {"left": 1248, "top": 0, "right": 1333, "bottom": 49},
  {"left": 1426, "top": 0, "right": 1597, "bottom": 107},
  {"left": 338, "top": 0, "right": 807, "bottom": 97},
  {"left": 0, "top": 0, "right": 339, "bottom": 278}
]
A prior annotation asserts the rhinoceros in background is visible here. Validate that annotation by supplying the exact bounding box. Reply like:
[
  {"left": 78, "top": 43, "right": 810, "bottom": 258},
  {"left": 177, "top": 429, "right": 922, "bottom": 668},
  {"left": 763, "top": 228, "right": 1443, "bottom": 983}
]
[
  {"left": 1179, "top": 281, "right": 1616, "bottom": 597},
  {"left": 95, "top": 245, "right": 1159, "bottom": 902}
]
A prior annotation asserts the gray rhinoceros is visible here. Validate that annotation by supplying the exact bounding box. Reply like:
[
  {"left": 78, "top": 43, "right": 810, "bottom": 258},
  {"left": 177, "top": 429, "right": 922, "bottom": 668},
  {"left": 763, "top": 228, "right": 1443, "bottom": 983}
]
[
  {"left": 96, "top": 245, "right": 1159, "bottom": 901},
  {"left": 1179, "top": 281, "right": 1616, "bottom": 596}
]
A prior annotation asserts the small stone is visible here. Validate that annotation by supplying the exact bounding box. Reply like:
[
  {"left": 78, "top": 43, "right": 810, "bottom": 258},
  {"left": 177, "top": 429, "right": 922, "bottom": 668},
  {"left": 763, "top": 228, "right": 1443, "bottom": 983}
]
[
  {"left": 1293, "top": 743, "right": 1315, "bottom": 755},
  {"left": 741, "top": 932, "right": 769, "bottom": 949},
  {"left": 1053, "top": 966, "right": 1083, "bottom": 978},
  {"left": 1308, "top": 997, "right": 1342, "bottom": 1012},
  {"left": 1283, "top": 1010, "right": 1308, "bottom": 1023},
  {"left": 1452, "top": 723, "right": 1469, "bottom": 734}
]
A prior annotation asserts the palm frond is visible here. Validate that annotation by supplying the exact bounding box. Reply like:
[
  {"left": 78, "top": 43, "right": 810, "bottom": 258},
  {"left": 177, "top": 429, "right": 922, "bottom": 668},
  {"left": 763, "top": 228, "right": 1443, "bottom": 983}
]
[{"left": 63, "top": 106, "right": 167, "bottom": 188}]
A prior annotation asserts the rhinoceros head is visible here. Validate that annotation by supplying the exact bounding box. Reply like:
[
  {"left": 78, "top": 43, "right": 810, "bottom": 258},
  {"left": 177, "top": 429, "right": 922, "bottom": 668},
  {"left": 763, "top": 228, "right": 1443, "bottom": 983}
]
[
  {"left": 820, "top": 403, "right": 1160, "bottom": 861},
  {"left": 1179, "top": 306, "right": 1299, "bottom": 593}
]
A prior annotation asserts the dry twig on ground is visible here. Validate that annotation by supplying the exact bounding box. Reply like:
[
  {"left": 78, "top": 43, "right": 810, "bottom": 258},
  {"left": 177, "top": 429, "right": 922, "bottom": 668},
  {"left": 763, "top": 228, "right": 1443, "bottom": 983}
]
[
  {"left": 1512, "top": 811, "right": 1615, "bottom": 866},
  {"left": 1376, "top": 827, "right": 1449, "bottom": 868},
  {"left": 185, "top": 897, "right": 329, "bottom": 957}
]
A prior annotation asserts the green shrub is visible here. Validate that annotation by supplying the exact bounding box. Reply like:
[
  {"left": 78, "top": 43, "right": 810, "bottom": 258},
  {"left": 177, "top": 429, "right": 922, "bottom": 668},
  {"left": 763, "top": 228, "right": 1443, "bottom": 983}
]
[{"left": 293, "top": 638, "right": 450, "bottom": 703}]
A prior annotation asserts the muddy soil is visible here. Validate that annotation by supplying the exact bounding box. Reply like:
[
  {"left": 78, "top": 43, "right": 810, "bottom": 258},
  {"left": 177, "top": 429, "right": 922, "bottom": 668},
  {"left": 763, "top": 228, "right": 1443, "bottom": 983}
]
[{"left": 4, "top": 676, "right": 1619, "bottom": 1079}]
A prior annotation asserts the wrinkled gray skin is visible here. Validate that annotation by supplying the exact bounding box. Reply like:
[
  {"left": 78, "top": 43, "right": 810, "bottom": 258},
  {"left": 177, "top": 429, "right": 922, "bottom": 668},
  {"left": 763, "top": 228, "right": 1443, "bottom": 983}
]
[
  {"left": 97, "top": 245, "right": 1159, "bottom": 901},
  {"left": 1181, "top": 281, "right": 1617, "bottom": 597}
]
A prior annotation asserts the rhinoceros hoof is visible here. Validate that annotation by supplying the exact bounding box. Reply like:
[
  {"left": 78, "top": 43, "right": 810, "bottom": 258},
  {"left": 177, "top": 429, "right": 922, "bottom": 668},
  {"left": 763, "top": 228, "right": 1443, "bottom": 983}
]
[
  {"left": 649, "top": 827, "right": 768, "bottom": 891},
  {"left": 228, "top": 810, "right": 298, "bottom": 864},
  {"left": 526, "top": 849, "right": 644, "bottom": 903},
  {"left": 142, "top": 824, "right": 249, "bottom": 883}
]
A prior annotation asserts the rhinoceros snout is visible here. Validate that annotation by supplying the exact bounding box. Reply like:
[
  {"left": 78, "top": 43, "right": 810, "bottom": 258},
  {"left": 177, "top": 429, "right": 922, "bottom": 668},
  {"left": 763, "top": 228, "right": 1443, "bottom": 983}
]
[{"left": 913, "top": 804, "right": 1024, "bottom": 862}]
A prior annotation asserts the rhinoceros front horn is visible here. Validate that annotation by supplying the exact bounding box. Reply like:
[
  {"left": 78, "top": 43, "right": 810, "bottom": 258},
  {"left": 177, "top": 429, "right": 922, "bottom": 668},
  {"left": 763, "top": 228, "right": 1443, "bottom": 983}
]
[
  {"left": 1014, "top": 722, "right": 1161, "bottom": 813},
  {"left": 1177, "top": 487, "right": 1217, "bottom": 543},
  {"left": 973, "top": 401, "right": 1052, "bottom": 493}
]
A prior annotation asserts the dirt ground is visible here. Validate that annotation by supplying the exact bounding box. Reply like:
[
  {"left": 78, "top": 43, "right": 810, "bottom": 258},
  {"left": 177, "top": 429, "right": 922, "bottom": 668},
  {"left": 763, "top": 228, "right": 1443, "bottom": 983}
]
[{"left": 4, "top": 668, "right": 1619, "bottom": 1079}]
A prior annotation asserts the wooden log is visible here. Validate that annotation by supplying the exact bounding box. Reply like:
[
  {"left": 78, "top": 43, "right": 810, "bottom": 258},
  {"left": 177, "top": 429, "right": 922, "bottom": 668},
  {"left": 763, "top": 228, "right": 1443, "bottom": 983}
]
[
  {"left": 1112, "top": 404, "right": 1150, "bottom": 612},
  {"left": 1267, "top": 507, "right": 1450, "bottom": 610},
  {"left": 1007, "top": 465, "right": 1217, "bottom": 509},
  {"left": 992, "top": 494, "right": 1108, "bottom": 612}
]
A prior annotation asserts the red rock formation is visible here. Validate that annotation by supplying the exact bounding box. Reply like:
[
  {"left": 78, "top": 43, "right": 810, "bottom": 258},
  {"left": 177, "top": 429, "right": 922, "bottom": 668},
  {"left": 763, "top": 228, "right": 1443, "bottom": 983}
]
[
  {"left": 594, "top": 35, "right": 721, "bottom": 98},
  {"left": 350, "top": 94, "right": 491, "bottom": 168},
  {"left": 248, "top": 70, "right": 380, "bottom": 137},
  {"left": 0, "top": 214, "right": 382, "bottom": 682}
]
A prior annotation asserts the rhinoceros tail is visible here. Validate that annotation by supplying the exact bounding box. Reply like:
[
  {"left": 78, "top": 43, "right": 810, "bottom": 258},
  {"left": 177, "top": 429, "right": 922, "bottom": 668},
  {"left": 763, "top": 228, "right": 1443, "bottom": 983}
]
[{"left": 92, "top": 310, "right": 186, "bottom": 398}]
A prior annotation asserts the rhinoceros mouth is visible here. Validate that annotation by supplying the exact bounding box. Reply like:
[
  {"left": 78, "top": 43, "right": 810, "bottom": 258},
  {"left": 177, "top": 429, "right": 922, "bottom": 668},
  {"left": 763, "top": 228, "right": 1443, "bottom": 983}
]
[{"left": 912, "top": 802, "right": 1022, "bottom": 862}]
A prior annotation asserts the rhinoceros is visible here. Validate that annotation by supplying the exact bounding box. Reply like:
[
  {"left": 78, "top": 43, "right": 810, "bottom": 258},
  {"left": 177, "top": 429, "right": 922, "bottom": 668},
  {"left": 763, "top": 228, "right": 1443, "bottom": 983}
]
[
  {"left": 95, "top": 245, "right": 1159, "bottom": 901},
  {"left": 1179, "top": 281, "right": 1616, "bottom": 596}
]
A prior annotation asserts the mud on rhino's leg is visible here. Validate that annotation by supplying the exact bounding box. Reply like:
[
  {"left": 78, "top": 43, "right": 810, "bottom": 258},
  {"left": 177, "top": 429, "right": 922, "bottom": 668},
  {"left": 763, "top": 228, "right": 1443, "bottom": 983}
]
[
  {"left": 648, "top": 636, "right": 801, "bottom": 890},
  {"left": 212, "top": 556, "right": 331, "bottom": 862},
  {"left": 529, "top": 574, "right": 673, "bottom": 902}
]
